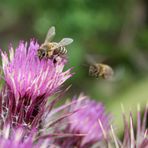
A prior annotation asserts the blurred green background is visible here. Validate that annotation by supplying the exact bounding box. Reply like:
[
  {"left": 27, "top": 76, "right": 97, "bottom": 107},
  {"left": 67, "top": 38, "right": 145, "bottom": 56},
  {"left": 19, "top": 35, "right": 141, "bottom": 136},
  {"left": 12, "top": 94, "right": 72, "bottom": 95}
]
[{"left": 0, "top": 0, "right": 147, "bottom": 133}]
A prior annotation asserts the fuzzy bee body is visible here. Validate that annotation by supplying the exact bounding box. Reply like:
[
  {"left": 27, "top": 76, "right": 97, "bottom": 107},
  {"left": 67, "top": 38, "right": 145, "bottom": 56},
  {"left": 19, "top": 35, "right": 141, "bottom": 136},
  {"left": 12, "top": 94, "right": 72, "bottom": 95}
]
[
  {"left": 37, "top": 26, "right": 73, "bottom": 61},
  {"left": 89, "top": 63, "right": 114, "bottom": 79},
  {"left": 38, "top": 42, "right": 58, "bottom": 59}
]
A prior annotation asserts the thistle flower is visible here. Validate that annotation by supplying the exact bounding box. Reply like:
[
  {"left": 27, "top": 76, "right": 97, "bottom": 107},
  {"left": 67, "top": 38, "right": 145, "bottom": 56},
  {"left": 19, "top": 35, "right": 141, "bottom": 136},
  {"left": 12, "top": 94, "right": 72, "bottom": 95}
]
[
  {"left": 110, "top": 104, "right": 148, "bottom": 148},
  {"left": 55, "top": 94, "right": 111, "bottom": 148},
  {"left": 0, "top": 40, "right": 72, "bottom": 128},
  {"left": 0, "top": 40, "right": 77, "bottom": 148},
  {"left": 1, "top": 40, "right": 71, "bottom": 101}
]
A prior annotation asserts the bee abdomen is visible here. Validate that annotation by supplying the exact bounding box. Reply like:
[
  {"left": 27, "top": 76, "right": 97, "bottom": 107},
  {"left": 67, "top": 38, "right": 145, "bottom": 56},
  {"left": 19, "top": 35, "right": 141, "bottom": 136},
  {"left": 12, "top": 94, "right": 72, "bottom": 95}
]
[{"left": 54, "top": 47, "right": 67, "bottom": 55}]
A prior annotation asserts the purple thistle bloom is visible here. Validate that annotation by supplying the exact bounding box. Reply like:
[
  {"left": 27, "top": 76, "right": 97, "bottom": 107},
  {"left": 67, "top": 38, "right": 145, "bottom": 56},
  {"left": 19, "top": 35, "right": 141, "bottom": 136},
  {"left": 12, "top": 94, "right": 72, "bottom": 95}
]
[
  {"left": 55, "top": 94, "right": 111, "bottom": 148},
  {"left": 0, "top": 40, "right": 72, "bottom": 128},
  {"left": 0, "top": 39, "right": 82, "bottom": 147},
  {"left": 1, "top": 40, "right": 71, "bottom": 101}
]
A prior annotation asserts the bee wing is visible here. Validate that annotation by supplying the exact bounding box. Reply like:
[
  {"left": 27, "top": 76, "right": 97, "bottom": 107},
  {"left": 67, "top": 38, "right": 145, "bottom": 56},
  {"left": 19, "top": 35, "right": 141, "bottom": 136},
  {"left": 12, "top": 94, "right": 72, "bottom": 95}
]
[
  {"left": 85, "top": 54, "right": 107, "bottom": 65},
  {"left": 85, "top": 54, "right": 97, "bottom": 65},
  {"left": 52, "top": 38, "right": 73, "bottom": 50},
  {"left": 58, "top": 38, "right": 73, "bottom": 47},
  {"left": 44, "top": 26, "right": 56, "bottom": 43}
]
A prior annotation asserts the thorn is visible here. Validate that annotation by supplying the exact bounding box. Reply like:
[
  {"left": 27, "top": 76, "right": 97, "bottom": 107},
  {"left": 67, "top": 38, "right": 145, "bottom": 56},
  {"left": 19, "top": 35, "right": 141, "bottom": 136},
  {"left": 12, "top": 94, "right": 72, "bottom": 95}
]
[
  {"left": 98, "top": 119, "right": 107, "bottom": 140},
  {"left": 144, "top": 129, "right": 147, "bottom": 138},
  {"left": 130, "top": 115, "right": 135, "bottom": 147},
  {"left": 111, "top": 125, "right": 119, "bottom": 148}
]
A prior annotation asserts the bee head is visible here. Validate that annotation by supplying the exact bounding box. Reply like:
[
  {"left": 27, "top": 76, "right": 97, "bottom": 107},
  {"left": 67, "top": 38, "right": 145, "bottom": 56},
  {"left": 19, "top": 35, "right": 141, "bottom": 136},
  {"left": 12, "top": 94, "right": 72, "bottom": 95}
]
[
  {"left": 37, "top": 49, "right": 46, "bottom": 60},
  {"left": 89, "top": 65, "right": 98, "bottom": 77}
]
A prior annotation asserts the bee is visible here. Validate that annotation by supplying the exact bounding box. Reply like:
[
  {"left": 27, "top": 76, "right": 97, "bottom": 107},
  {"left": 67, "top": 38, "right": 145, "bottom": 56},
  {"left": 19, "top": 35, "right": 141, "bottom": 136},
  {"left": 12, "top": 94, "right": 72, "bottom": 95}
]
[
  {"left": 89, "top": 63, "right": 114, "bottom": 79},
  {"left": 86, "top": 54, "right": 114, "bottom": 80},
  {"left": 37, "top": 26, "right": 73, "bottom": 60}
]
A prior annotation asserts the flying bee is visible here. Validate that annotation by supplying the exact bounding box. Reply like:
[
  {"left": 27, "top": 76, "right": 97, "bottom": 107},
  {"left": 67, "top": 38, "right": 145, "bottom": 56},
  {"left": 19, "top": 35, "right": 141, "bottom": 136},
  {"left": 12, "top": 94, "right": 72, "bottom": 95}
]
[
  {"left": 37, "top": 26, "right": 73, "bottom": 60},
  {"left": 86, "top": 54, "right": 114, "bottom": 80},
  {"left": 89, "top": 63, "right": 114, "bottom": 80}
]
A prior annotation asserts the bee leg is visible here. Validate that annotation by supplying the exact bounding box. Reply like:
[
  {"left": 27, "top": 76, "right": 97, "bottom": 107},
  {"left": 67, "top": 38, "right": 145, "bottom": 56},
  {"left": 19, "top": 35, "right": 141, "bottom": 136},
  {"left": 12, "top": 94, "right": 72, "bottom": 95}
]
[
  {"left": 52, "top": 55, "right": 59, "bottom": 64},
  {"left": 53, "top": 58, "right": 57, "bottom": 64}
]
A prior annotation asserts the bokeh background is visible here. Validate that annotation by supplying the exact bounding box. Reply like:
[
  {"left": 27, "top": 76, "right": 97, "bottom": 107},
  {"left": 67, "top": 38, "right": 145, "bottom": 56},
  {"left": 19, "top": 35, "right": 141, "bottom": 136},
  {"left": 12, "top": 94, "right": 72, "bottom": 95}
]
[{"left": 0, "top": 0, "right": 148, "bottom": 134}]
